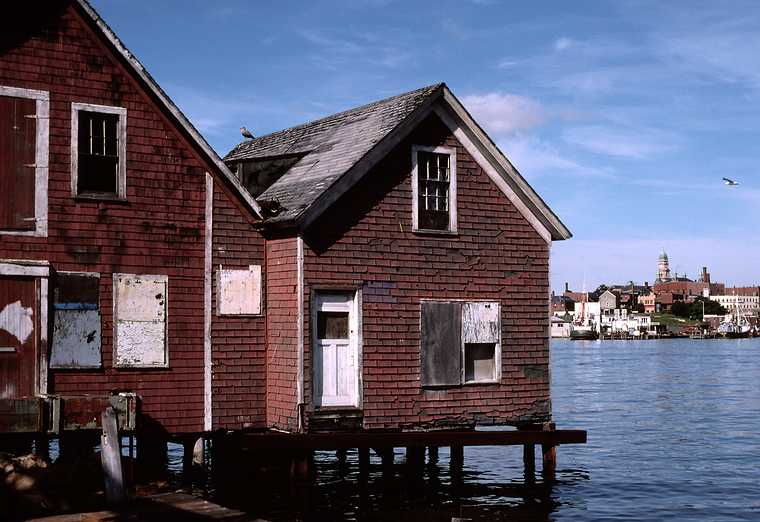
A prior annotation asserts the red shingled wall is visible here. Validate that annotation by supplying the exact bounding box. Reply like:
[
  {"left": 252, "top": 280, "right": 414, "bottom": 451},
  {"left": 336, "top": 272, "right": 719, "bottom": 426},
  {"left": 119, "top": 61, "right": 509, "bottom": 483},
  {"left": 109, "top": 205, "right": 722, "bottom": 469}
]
[
  {"left": 265, "top": 237, "right": 299, "bottom": 431},
  {"left": 211, "top": 184, "right": 267, "bottom": 430},
  {"left": 302, "top": 113, "right": 551, "bottom": 430},
  {"left": 0, "top": 3, "right": 219, "bottom": 433}
]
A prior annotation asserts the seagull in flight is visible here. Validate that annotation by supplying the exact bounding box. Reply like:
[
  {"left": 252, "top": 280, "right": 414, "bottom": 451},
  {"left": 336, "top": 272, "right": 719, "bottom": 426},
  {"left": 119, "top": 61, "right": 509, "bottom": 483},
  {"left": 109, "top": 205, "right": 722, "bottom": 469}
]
[
  {"left": 240, "top": 126, "right": 255, "bottom": 140},
  {"left": 722, "top": 177, "right": 739, "bottom": 186}
]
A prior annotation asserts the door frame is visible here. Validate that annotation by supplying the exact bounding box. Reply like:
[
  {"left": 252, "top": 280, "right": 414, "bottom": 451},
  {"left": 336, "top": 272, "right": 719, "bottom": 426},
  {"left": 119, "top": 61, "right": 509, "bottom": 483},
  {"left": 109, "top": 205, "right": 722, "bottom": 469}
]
[
  {"left": 310, "top": 287, "right": 362, "bottom": 410},
  {"left": 0, "top": 259, "right": 50, "bottom": 397}
]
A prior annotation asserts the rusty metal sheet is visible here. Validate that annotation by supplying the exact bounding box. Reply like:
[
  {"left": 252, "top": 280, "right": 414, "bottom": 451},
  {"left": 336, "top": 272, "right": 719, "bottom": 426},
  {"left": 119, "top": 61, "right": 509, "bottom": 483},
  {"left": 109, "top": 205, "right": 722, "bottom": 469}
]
[{"left": 0, "top": 398, "right": 43, "bottom": 432}]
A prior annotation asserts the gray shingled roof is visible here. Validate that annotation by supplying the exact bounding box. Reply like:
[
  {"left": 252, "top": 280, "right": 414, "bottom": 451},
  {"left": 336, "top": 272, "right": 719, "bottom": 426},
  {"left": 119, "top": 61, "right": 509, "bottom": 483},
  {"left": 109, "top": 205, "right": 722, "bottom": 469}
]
[{"left": 224, "top": 84, "right": 444, "bottom": 225}]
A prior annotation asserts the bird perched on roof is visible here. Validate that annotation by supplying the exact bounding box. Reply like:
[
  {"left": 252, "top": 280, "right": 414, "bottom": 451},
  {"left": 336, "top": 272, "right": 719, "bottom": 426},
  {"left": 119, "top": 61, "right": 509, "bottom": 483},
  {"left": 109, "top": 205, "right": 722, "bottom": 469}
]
[
  {"left": 240, "top": 126, "right": 255, "bottom": 140},
  {"left": 722, "top": 177, "right": 739, "bottom": 186}
]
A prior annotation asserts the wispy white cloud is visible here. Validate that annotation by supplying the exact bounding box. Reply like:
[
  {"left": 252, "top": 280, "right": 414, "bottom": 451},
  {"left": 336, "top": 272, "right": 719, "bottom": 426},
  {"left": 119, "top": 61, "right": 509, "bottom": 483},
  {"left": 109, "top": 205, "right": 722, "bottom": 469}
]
[
  {"left": 300, "top": 29, "right": 412, "bottom": 70},
  {"left": 562, "top": 125, "right": 682, "bottom": 159},
  {"left": 554, "top": 37, "right": 575, "bottom": 52},
  {"left": 499, "top": 136, "right": 613, "bottom": 179},
  {"left": 460, "top": 92, "right": 546, "bottom": 134}
]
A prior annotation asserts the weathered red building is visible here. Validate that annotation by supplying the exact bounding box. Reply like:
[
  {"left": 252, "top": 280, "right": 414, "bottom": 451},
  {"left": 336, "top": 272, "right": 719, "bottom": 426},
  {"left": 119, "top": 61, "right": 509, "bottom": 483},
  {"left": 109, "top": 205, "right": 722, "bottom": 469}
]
[
  {"left": 1, "top": 0, "right": 571, "bottom": 440},
  {"left": 0, "top": 0, "right": 264, "bottom": 436},
  {"left": 224, "top": 84, "right": 571, "bottom": 432}
]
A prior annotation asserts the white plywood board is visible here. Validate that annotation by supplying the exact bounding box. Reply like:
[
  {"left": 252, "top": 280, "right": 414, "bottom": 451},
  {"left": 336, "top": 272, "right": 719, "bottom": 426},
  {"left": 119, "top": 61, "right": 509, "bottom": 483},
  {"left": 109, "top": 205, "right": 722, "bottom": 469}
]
[
  {"left": 462, "top": 302, "right": 500, "bottom": 343},
  {"left": 50, "top": 309, "right": 101, "bottom": 368},
  {"left": 113, "top": 274, "right": 168, "bottom": 368},
  {"left": 217, "top": 265, "right": 261, "bottom": 316}
]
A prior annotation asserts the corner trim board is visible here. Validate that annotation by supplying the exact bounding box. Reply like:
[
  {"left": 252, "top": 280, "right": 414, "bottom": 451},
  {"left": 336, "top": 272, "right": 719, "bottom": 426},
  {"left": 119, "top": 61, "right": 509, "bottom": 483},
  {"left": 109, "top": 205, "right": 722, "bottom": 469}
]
[
  {"left": 204, "top": 173, "right": 213, "bottom": 431},
  {"left": 296, "top": 236, "right": 305, "bottom": 431}
]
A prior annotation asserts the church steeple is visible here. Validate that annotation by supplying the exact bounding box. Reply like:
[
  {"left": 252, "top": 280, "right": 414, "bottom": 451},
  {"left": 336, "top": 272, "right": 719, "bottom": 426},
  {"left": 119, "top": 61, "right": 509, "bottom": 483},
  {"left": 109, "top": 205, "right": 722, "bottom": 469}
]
[{"left": 656, "top": 249, "right": 671, "bottom": 283}]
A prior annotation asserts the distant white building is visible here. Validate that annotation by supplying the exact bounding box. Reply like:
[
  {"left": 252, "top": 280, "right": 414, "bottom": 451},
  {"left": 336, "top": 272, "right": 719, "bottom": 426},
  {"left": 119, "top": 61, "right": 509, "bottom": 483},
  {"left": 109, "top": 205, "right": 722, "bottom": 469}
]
[
  {"left": 712, "top": 293, "right": 759, "bottom": 316},
  {"left": 550, "top": 316, "right": 572, "bottom": 338},
  {"left": 599, "top": 309, "right": 652, "bottom": 336}
]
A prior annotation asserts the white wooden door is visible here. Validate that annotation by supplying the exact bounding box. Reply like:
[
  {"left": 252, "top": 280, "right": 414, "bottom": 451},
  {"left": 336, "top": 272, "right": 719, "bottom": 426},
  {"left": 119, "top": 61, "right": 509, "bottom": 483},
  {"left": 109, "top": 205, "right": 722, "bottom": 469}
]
[{"left": 313, "top": 292, "right": 359, "bottom": 408}]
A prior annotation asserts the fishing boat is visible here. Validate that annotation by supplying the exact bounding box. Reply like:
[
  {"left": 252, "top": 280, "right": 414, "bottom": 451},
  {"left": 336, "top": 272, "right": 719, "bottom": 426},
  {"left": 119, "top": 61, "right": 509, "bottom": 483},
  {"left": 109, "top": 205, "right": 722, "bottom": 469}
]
[
  {"left": 570, "top": 292, "right": 599, "bottom": 340},
  {"left": 718, "top": 307, "right": 752, "bottom": 338}
]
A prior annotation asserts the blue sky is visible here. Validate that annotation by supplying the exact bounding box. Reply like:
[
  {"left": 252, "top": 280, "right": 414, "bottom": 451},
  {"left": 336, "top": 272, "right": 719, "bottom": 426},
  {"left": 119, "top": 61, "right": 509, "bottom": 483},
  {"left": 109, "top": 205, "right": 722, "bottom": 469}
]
[{"left": 91, "top": 0, "right": 760, "bottom": 292}]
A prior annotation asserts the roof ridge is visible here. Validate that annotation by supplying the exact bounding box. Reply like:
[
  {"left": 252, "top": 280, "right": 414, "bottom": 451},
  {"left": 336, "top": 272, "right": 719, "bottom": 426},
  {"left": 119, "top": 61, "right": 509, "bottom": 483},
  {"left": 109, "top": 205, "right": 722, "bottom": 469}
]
[{"left": 225, "top": 83, "right": 444, "bottom": 159}]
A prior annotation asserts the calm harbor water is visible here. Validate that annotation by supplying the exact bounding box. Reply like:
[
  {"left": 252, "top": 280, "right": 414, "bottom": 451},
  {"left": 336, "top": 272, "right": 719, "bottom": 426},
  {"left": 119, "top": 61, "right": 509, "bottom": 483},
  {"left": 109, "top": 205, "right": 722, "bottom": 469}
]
[{"left": 171, "top": 338, "right": 760, "bottom": 520}]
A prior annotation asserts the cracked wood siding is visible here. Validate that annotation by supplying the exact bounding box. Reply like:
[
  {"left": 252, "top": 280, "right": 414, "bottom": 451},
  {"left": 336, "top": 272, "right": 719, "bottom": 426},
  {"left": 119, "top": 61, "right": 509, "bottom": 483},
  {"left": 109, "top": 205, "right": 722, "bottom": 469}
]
[
  {"left": 0, "top": 4, "right": 216, "bottom": 432},
  {"left": 302, "top": 112, "right": 551, "bottom": 430}
]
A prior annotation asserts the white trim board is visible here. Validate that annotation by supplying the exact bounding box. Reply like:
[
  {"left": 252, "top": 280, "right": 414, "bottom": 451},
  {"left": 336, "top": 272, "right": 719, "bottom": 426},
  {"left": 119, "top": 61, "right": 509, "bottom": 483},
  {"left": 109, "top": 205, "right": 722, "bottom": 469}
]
[
  {"left": 203, "top": 173, "right": 213, "bottom": 431},
  {"left": 433, "top": 104, "right": 553, "bottom": 244},
  {"left": 0, "top": 85, "right": 49, "bottom": 237}
]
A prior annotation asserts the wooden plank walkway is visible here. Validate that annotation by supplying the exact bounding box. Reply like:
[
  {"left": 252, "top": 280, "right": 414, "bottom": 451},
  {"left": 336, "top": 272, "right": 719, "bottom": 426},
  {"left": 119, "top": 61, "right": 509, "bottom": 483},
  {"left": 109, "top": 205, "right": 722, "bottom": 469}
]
[{"left": 26, "top": 493, "right": 254, "bottom": 522}]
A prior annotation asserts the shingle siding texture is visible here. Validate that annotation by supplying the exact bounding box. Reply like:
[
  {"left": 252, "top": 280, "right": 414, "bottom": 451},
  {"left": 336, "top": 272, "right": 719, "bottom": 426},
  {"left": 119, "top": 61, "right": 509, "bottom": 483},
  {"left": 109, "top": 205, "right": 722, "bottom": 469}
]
[
  {"left": 302, "top": 114, "right": 551, "bottom": 431},
  {"left": 211, "top": 184, "right": 267, "bottom": 430},
  {"left": 0, "top": 4, "right": 213, "bottom": 433},
  {"left": 265, "top": 237, "right": 299, "bottom": 431}
]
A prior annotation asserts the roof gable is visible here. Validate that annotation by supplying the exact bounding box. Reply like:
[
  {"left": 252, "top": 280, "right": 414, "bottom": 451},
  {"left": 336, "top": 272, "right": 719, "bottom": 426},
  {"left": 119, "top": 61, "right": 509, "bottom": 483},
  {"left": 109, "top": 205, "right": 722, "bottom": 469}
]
[
  {"left": 226, "top": 84, "right": 571, "bottom": 241},
  {"left": 73, "top": 0, "right": 262, "bottom": 219}
]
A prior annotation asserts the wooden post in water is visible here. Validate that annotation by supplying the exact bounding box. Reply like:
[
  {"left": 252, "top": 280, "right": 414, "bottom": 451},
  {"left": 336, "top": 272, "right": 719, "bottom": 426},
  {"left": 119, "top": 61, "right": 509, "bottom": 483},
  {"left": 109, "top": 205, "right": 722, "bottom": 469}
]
[
  {"left": 541, "top": 422, "right": 557, "bottom": 482},
  {"left": 428, "top": 445, "right": 439, "bottom": 465},
  {"left": 523, "top": 443, "right": 536, "bottom": 483},
  {"left": 100, "top": 406, "right": 126, "bottom": 505},
  {"left": 358, "top": 447, "right": 370, "bottom": 482},
  {"left": 450, "top": 444, "right": 464, "bottom": 485}
]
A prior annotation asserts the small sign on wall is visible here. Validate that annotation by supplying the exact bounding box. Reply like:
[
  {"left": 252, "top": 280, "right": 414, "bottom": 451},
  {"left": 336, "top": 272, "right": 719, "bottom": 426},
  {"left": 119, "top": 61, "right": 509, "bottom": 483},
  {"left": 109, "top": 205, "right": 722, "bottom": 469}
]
[{"left": 217, "top": 265, "right": 262, "bottom": 316}]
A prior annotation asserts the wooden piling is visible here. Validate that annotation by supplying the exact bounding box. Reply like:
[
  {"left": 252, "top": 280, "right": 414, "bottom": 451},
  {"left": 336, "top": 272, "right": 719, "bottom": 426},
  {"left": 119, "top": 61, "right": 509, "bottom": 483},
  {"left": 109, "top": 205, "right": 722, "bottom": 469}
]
[
  {"left": 428, "top": 445, "right": 439, "bottom": 465},
  {"left": 100, "top": 406, "right": 126, "bottom": 505},
  {"left": 541, "top": 444, "right": 557, "bottom": 482},
  {"left": 358, "top": 447, "right": 370, "bottom": 481},
  {"left": 450, "top": 444, "right": 464, "bottom": 485},
  {"left": 523, "top": 443, "right": 536, "bottom": 483}
]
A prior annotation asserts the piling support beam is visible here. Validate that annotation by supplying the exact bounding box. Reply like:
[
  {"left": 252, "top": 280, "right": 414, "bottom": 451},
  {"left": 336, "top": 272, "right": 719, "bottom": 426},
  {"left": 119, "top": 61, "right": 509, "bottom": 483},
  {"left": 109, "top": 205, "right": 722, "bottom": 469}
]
[
  {"left": 428, "top": 445, "right": 439, "bottom": 465},
  {"left": 523, "top": 443, "right": 536, "bottom": 483},
  {"left": 541, "top": 422, "right": 557, "bottom": 482},
  {"left": 450, "top": 444, "right": 464, "bottom": 485},
  {"left": 358, "top": 447, "right": 370, "bottom": 481}
]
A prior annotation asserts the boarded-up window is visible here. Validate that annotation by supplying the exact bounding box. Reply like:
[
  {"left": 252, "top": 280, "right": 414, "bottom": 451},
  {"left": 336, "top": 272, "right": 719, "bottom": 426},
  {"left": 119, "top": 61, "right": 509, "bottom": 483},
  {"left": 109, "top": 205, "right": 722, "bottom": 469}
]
[
  {"left": 420, "top": 301, "right": 462, "bottom": 386},
  {"left": 50, "top": 272, "right": 101, "bottom": 368},
  {"left": 421, "top": 301, "right": 501, "bottom": 387},
  {"left": 217, "top": 265, "right": 262, "bottom": 315},
  {"left": 113, "top": 274, "right": 168, "bottom": 368},
  {"left": 0, "top": 95, "right": 36, "bottom": 230}
]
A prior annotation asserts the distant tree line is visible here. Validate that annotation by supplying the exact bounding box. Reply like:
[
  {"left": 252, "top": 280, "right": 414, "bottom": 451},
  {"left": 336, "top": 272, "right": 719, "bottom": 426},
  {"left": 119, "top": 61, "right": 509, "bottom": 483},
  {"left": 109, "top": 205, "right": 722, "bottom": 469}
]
[{"left": 671, "top": 297, "right": 727, "bottom": 319}]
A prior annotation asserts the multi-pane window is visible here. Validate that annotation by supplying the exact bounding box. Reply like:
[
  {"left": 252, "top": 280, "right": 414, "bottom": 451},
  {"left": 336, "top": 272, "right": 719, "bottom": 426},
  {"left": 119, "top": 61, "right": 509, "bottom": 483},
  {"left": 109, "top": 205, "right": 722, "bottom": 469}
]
[
  {"left": 417, "top": 151, "right": 450, "bottom": 230},
  {"left": 413, "top": 146, "right": 456, "bottom": 232},
  {"left": 71, "top": 103, "right": 126, "bottom": 199}
]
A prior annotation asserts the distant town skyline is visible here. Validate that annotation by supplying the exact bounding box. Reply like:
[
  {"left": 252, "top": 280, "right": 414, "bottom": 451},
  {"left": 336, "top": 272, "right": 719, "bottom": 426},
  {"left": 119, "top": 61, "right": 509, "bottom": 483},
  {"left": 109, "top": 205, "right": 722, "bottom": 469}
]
[{"left": 90, "top": 0, "right": 758, "bottom": 291}]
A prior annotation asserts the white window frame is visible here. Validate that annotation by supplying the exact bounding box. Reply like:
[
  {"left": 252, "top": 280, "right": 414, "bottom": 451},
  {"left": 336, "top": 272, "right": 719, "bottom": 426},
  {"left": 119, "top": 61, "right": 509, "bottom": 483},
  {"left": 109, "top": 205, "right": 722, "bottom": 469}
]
[
  {"left": 0, "top": 86, "right": 49, "bottom": 237},
  {"left": 411, "top": 145, "right": 457, "bottom": 233},
  {"left": 71, "top": 102, "right": 127, "bottom": 200}
]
